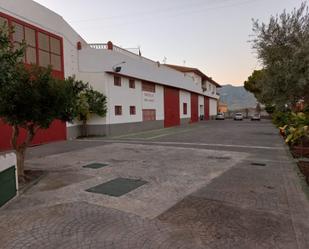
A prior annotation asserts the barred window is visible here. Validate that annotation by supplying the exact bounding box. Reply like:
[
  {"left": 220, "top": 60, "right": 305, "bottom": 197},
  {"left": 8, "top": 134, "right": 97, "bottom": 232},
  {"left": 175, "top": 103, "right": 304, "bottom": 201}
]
[
  {"left": 142, "top": 109, "right": 156, "bottom": 121},
  {"left": 115, "top": 106, "right": 122, "bottom": 116}
]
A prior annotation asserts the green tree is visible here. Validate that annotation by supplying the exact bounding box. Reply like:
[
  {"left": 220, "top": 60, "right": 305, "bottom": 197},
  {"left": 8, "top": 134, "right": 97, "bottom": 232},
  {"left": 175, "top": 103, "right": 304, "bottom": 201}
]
[
  {"left": 247, "top": 2, "right": 309, "bottom": 110},
  {"left": 77, "top": 87, "right": 107, "bottom": 137},
  {"left": 0, "top": 26, "right": 83, "bottom": 181}
]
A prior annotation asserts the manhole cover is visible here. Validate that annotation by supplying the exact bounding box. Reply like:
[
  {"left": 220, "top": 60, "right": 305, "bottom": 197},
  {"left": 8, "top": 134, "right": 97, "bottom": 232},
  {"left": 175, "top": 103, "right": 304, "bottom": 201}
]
[
  {"left": 86, "top": 177, "right": 147, "bottom": 197},
  {"left": 251, "top": 162, "right": 266, "bottom": 167},
  {"left": 83, "top": 163, "right": 109, "bottom": 169}
]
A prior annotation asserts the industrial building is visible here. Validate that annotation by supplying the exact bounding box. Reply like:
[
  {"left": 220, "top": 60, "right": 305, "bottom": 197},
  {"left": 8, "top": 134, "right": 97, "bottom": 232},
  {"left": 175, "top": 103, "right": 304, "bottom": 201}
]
[{"left": 0, "top": 0, "right": 221, "bottom": 151}]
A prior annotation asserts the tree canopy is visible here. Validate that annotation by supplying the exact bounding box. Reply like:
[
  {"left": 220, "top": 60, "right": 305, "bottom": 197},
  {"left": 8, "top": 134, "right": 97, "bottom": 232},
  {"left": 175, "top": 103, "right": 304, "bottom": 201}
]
[{"left": 246, "top": 2, "right": 309, "bottom": 110}]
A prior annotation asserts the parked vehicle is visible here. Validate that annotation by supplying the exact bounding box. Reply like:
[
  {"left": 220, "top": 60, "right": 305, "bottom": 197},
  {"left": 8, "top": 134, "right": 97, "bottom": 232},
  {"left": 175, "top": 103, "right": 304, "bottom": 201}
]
[
  {"left": 251, "top": 113, "right": 261, "bottom": 121},
  {"left": 234, "top": 113, "right": 243, "bottom": 121},
  {"left": 216, "top": 112, "right": 225, "bottom": 120}
]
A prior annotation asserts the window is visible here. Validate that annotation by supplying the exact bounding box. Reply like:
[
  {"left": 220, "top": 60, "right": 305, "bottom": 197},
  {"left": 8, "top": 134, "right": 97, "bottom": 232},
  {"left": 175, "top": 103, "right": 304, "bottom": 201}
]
[
  {"left": 25, "top": 27, "right": 36, "bottom": 64},
  {"left": 0, "top": 16, "right": 8, "bottom": 27},
  {"left": 12, "top": 22, "right": 24, "bottom": 43},
  {"left": 130, "top": 106, "right": 136, "bottom": 115},
  {"left": 129, "top": 79, "right": 135, "bottom": 89},
  {"left": 0, "top": 14, "right": 63, "bottom": 72},
  {"left": 115, "top": 106, "right": 122, "bottom": 115},
  {"left": 114, "top": 76, "right": 121, "bottom": 86},
  {"left": 11, "top": 22, "right": 25, "bottom": 62},
  {"left": 37, "top": 32, "right": 62, "bottom": 70},
  {"left": 183, "top": 103, "right": 187, "bottom": 115},
  {"left": 142, "top": 109, "right": 156, "bottom": 121},
  {"left": 142, "top": 81, "right": 155, "bottom": 92}
]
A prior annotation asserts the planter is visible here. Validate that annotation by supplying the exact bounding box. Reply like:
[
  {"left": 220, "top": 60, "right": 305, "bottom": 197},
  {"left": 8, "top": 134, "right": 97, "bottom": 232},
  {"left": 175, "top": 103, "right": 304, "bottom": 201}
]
[
  {"left": 290, "top": 145, "right": 309, "bottom": 158},
  {"left": 298, "top": 160, "right": 309, "bottom": 185},
  {"left": 0, "top": 152, "right": 18, "bottom": 207}
]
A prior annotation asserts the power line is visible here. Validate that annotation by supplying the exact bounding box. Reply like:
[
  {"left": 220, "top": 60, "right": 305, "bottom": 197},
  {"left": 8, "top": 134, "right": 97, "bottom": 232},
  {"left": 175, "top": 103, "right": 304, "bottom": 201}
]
[
  {"left": 69, "top": 0, "right": 257, "bottom": 23},
  {"left": 72, "top": 0, "right": 261, "bottom": 32}
]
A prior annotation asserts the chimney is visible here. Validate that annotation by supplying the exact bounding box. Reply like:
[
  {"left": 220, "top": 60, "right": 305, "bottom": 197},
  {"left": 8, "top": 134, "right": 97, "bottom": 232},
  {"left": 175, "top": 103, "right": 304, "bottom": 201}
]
[{"left": 107, "top": 41, "right": 113, "bottom": 50}]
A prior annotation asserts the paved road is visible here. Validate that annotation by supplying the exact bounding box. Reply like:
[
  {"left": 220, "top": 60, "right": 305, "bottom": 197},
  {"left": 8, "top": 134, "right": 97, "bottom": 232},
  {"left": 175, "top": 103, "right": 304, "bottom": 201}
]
[{"left": 1, "top": 120, "right": 309, "bottom": 249}]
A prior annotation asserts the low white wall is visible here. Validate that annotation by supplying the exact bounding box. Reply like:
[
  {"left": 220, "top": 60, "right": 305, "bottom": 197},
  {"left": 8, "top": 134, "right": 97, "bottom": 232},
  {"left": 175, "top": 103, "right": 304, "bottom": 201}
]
[
  {"left": 0, "top": 152, "right": 18, "bottom": 190},
  {"left": 179, "top": 90, "right": 191, "bottom": 119},
  {"left": 198, "top": 95, "right": 205, "bottom": 116}
]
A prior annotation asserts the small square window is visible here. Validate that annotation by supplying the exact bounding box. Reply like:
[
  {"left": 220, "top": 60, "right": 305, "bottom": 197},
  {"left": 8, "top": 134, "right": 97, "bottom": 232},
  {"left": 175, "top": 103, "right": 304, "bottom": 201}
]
[
  {"left": 183, "top": 103, "right": 187, "bottom": 115},
  {"left": 12, "top": 22, "right": 24, "bottom": 43},
  {"left": 39, "top": 50, "right": 50, "bottom": 67},
  {"left": 114, "top": 76, "right": 121, "bottom": 86},
  {"left": 38, "top": 32, "right": 49, "bottom": 51},
  {"left": 115, "top": 106, "right": 122, "bottom": 116},
  {"left": 0, "top": 16, "right": 8, "bottom": 27},
  {"left": 25, "top": 27, "right": 36, "bottom": 47},
  {"left": 26, "top": 47, "right": 36, "bottom": 64},
  {"left": 50, "top": 37, "right": 61, "bottom": 55},
  {"left": 129, "top": 79, "right": 135, "bottom": 89},
  {"left": 51, "top": 54, "right": 61, "bottom": 71},
  {"left": 130, "top": 106, "right": 136, "bottom": 115}
]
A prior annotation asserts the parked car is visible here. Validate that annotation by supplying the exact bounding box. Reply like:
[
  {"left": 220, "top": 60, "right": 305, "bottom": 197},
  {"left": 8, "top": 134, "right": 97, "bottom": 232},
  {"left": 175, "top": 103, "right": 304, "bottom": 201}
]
[
  {"left": 216, "top": 112, "right": 225, "bottom": 120},
  {"left": 234, "top": 113, "right": 243, "bottom": 121},
  {"left": 251, "top": 113, "right": 261, "bottom": 121}
]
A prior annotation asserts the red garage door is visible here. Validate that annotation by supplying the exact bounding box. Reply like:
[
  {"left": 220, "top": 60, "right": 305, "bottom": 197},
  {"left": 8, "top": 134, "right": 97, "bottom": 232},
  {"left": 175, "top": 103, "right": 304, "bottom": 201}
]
[
  {"left": 204, "top": 97, "right": 210, "bottom": 120},
  {"left": 164, "top": 87, "right": 180, "bottom": 128},
  {"left": 191, "top": 93, "right": 198, "bottom": 123},
  {"left": 0, "top": 120, "right": 66, "bottom": 152}
]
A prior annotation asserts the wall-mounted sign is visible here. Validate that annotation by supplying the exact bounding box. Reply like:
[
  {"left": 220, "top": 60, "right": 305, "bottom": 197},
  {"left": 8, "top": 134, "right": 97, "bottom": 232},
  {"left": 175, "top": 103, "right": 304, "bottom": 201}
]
[{"left": 143, "top": 92, "right": 155, "bottom": 103}]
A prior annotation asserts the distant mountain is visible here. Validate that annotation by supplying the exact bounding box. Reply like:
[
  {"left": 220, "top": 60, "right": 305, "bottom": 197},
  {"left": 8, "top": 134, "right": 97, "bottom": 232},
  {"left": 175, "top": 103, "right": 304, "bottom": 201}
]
[{"left": 217, "top": 84, "right": 257, "bottom": 110}]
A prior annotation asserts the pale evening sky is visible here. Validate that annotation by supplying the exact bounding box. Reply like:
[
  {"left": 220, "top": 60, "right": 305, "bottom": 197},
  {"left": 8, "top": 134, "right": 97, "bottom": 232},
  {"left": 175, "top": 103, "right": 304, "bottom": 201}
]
[{"left": 34, "top": 0, "right": 304, "bottom": 86}]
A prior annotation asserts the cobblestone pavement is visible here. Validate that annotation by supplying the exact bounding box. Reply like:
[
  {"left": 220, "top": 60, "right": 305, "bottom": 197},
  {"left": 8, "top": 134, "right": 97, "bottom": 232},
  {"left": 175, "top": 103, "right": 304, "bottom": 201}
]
[{"left": 1, "top": 120, "right": 309, "bottom": 249}]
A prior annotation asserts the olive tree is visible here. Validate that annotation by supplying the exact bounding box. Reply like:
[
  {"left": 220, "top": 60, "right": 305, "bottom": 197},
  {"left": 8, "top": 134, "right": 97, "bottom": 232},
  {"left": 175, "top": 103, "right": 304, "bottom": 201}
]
[{"left": 247, "top": 2, "right": 309, "bottom": 110}]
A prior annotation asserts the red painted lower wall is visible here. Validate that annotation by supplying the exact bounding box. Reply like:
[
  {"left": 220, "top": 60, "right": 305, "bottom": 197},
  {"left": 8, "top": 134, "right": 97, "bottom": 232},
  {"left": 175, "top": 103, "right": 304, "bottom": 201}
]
[
  {"left": 204, "top": 97, "right": 210, "bottom": 120},
  {"left": 190, "top": 93, "right": 199, "bottom": 123},
  {"left": 0, "top": 120, "right": 66, "bottom": 152},
  {"left": 164, "top": 87, "right": 180, "bottom": 127}
]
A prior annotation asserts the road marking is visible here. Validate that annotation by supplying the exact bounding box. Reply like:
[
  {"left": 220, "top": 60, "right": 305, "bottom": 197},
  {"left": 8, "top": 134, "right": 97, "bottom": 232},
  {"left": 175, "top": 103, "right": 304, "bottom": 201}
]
[{"left": 80, "top": 139, "right": 285, "bottom": 151}]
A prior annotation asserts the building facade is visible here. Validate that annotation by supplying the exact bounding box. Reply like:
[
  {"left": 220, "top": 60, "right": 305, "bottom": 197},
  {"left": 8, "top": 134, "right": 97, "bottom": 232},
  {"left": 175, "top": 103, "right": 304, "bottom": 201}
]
[{"left": 0, "top": 0, "right": 221, "bottom": 151}]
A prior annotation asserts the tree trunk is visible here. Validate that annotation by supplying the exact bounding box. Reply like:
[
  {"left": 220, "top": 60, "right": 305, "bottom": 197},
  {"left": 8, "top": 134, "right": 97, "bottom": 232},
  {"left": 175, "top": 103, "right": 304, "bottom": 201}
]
[
  {"left": 11, "top": 125, "right": 37, "bottom": 183},
  {"left": 82, "top": 119, "right": 88, "bottom": 137},
  {"left": 16, "top": 148, "right": 26, "bottom": 182}
]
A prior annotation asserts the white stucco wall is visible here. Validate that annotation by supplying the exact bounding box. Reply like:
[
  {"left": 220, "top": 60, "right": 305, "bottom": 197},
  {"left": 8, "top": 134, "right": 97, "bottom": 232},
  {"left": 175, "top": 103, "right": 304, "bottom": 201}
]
[
  {"left": 0, "top": 152, "right": 18, "bottom": 190},
  {"left": 78, "top": 47, "right": 219, "bottom": 99},
  {"left": 142, "top": 85, "right": 164, "bottom": 121},
  {"left": 209, "top": 98, "right": 218, "bottom": 116},
  {"left": 179, "top": 90, "right": 191, "bottom": 119},
  {"left": 102, "top": 75, "right": 164, "bottom": 125},
  {"left": 198, "top": 95, "right": 205, "bottom": 116}
]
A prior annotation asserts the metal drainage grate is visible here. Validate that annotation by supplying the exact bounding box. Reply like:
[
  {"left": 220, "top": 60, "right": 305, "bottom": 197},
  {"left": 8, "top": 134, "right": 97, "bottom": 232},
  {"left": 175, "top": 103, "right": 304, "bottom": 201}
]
[
  {"left": 83, "top": 163, "right": 109, "bottom": 169},
  {"left": 86, "top": 177, "right": 147, "bottom": 197},
  {"left": 251, "top": 162, "right": 266, "bottom": 167}
]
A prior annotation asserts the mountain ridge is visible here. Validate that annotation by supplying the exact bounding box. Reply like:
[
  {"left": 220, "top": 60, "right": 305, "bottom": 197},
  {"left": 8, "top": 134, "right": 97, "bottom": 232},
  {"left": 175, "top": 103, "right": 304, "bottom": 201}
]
[{"left": 217, "top": 84, "right": 257, "bottom": 110}]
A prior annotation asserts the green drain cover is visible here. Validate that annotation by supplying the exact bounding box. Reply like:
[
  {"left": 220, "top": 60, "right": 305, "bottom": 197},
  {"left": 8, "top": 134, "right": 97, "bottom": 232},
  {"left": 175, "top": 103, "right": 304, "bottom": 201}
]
[
  {"left": 83, "top": 163, "right": 109, "bottom": 169},
  {"left": 86, "top": 178, "right": 147, "bottom": 197}
]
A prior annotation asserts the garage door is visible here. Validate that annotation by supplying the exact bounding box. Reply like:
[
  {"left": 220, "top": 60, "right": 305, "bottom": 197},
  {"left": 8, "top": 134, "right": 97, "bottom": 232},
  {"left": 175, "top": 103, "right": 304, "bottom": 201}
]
[
  {"left": 0, "top": 120, "right": 66, "bottom": 152},
  {"left": 164, "top": 87, "right": 180, "bottom": 127},
  {"left": 190, "top": 93, "right": 198, "bottom": 123},
  {"left": 204, "top": 97, "right": 210, "bottom": 120}
]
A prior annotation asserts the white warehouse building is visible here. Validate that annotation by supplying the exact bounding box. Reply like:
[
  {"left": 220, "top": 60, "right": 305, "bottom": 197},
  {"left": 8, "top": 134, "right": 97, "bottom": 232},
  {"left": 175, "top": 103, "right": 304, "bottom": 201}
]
[{"left": 0, "top": 0, "right": 221, "bottom": 149}]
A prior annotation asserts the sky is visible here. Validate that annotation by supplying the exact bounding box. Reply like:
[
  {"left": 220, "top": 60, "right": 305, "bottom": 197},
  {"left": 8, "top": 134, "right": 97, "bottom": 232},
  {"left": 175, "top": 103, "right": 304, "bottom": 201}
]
[{"left": 34, "top": 0, "right": 304, "bottom": 86}]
